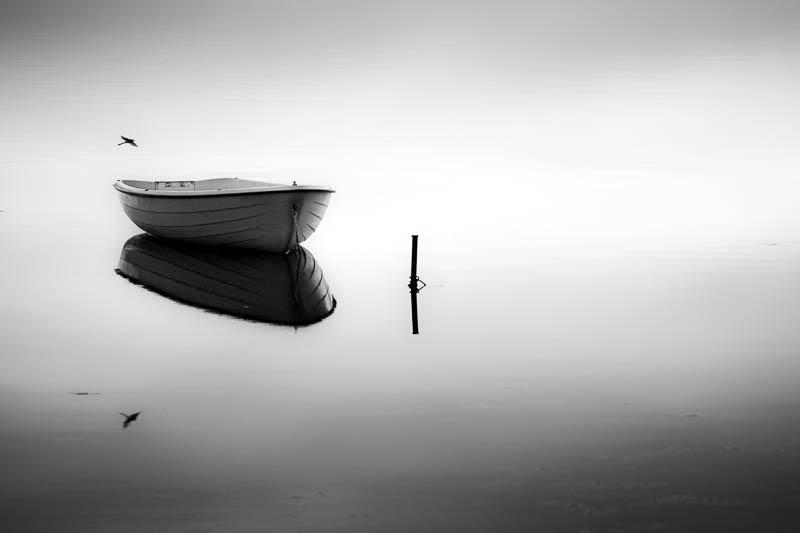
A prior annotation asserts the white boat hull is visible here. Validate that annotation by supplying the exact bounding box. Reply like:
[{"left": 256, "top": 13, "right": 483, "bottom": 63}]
[{"left": 114, "top": 179, "right": 333, "bottom": 253}]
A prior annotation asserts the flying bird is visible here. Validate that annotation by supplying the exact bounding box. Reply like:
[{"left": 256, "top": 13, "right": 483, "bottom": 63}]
[
  {"left": 120, "top": 411, "right": 141, "bottom": 428},
  {"left": 118, "top": 136, "right": 138, "bottom": 147}
]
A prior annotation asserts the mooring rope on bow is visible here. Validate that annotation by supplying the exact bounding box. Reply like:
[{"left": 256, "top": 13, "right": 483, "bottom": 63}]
[
  {"left": 291, "top": 204, "right": 301, "bottom": 250},
  {"left": 290, "top": 204, "right": 302, "bottom": 304}
]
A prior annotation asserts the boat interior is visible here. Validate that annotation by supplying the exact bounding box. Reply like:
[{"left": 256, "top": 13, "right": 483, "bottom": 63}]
[{"left": 120, "top": 178, "right": 284, "bottom": 191}]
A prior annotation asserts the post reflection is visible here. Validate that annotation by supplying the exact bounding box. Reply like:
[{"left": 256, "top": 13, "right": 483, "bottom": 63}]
[{"left": 116, "top": 234, "right": 336, "bottom": 326}]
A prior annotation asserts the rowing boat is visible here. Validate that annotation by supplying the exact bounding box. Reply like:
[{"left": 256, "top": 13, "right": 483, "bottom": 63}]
[{"left": 113, "top": 178, "right": 334, "bottom": 252}]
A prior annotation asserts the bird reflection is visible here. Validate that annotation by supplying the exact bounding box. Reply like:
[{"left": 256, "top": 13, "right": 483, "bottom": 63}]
[
  {"left": 120, "top": 411, "right": 141, "bottom": 428},
  {"left": 116, "top": 234, "right": 336, "bottom": 326}
]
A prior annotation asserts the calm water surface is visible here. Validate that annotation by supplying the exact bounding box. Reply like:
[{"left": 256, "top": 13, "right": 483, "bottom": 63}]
[{"left": 2, "top": 209, "right": 800, "bottom": 532}]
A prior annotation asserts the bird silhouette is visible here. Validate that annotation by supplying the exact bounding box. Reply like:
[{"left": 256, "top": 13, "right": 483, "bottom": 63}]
[
  {"left": 118, "top": 136, "right": 138, "bottom": 147},
  {"left": 120, "top": 411, "right": 141, "bottom": 428}
]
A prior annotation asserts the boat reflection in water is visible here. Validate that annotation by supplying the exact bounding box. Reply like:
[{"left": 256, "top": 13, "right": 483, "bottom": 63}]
[{"left": 116, "top": 234, "right": 336, "bottom": 326}]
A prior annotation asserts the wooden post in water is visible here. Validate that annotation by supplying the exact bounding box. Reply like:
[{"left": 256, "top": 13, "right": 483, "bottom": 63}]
[
  {"left": 410, "top": 235, "right": 419, "bottom": 285},
  {"left": 410, "top": 235, "right": 420, "bottom": 334}
]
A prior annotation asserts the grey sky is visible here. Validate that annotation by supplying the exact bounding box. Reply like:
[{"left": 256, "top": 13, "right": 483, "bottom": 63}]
[
  {"left": 2, "top": 0, "right": 800, "bottom": 243},
  {"left": 4, "top": 1, "right": 800, "bottom": 72}
]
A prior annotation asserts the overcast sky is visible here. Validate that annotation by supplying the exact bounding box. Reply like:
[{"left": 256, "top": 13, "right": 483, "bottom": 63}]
[{"left": 2, "top": 0, "right": 800, "bottom": 244}]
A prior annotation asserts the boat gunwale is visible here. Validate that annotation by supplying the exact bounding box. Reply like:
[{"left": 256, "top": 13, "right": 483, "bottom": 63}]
[{"left": 114, "top": 179, "right": 335, "bottom": 198}]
